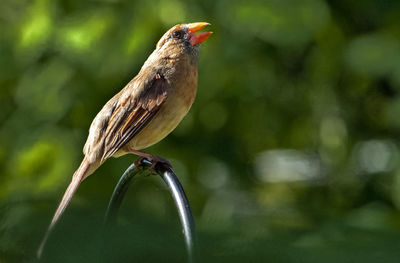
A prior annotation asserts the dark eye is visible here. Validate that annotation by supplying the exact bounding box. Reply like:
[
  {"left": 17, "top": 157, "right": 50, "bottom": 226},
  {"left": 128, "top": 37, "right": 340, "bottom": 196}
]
[{"left": 172, "top": 30, "right": 183, "bottom": 39}]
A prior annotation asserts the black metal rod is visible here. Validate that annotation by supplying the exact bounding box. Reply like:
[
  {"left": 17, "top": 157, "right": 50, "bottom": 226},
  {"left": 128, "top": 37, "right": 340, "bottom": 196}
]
[
  {"left": 104, "top": 162, "right": 142, "bottom": 225},
  {"left": 104, "top": 158, "right": 196, "bottom": 262}
]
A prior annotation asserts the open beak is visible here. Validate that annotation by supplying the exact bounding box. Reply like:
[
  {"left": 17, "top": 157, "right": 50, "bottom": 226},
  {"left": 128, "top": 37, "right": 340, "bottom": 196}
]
[{"left": 187, "top": 22, "right": 213, "bottom": 46}]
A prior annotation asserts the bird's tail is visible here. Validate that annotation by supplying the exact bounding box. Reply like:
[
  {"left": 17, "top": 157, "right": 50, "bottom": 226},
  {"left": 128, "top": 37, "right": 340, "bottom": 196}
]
[{"left": 37, "top": 157, "right": 96, "bottom": 258}]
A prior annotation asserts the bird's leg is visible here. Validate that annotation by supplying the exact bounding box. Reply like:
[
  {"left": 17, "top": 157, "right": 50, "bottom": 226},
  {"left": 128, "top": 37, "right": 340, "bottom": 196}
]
[{"left": 128, "top": 149, "right": 172, "bottom": 174}]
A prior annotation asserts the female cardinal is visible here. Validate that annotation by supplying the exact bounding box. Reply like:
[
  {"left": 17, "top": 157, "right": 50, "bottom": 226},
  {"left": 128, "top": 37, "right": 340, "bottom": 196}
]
[{"left": 38, "top": 22, "right": 212, "bottom": 257}]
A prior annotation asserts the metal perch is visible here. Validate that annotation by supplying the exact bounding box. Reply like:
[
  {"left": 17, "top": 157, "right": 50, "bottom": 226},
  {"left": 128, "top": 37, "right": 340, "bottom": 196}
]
[{"left": 103, "top": 158, "right": 196, "bottom": 262}]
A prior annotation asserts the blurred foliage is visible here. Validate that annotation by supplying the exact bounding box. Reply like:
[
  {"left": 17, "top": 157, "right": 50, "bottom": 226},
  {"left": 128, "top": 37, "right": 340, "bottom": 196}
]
[{"left": 1, "top": 0, "right": 400, "bottom": 262}]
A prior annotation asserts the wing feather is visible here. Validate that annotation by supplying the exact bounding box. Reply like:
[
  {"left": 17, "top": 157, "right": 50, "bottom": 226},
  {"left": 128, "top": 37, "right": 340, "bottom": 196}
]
[
  {"left": 82, "top": 72, "right": 168, "bottom": 161},
  {"left": 101, "top": 74, "right": 168, "bottom": 160}
]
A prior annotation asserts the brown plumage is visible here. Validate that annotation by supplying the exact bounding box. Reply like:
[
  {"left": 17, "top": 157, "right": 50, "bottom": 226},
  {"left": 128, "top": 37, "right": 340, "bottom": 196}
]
[{"left": 37, "top": 22, "right": 212, "bottom": 257}]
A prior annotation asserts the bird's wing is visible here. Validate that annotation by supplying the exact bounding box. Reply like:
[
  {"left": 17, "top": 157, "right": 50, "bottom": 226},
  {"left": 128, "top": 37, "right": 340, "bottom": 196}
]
[
  {"left": 85, "top": 72, "right": 168, "bottom": 161},
  {"left": 102, "top": 73, "right": 168, "bottom": 160}
]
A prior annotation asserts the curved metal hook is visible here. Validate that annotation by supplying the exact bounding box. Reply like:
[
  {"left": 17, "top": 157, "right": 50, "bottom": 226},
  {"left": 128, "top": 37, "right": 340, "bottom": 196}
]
[{"left": 103, "top": 158, "right": 196, "bottom": 262}]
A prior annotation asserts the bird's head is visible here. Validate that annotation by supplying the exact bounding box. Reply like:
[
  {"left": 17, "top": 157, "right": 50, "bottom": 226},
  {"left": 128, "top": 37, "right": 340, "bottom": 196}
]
[{"left": 155, "top": 22, "right": 212, "bottom": 58}]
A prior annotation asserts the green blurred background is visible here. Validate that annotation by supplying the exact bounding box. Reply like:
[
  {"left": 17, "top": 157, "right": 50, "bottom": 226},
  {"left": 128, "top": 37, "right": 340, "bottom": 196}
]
[{"left": 1, "top": 0, "right": 400, "bottom": 262}]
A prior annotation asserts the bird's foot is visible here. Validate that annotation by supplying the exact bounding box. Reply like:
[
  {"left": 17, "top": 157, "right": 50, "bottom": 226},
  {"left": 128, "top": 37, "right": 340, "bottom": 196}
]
[
  {"left": 132, "top": 151, "right": 172, "bottom": 175},
  {"left": 129, "top": 148, "right": 172, "bottom": 174},
  {"left": 148, "top": 155, "right": 172, "bottom": 174}
]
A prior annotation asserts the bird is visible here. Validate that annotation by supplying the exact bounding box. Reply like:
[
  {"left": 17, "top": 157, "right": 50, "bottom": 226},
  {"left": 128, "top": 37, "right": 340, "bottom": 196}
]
[{"left": 37, "top": 22, "right": 212, "bottom": 257}]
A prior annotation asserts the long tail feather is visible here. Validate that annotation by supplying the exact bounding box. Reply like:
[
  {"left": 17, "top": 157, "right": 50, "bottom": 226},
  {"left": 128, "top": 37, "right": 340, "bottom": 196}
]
[{"left": 37, "top": 158, "right": 93, "bottom": 258}]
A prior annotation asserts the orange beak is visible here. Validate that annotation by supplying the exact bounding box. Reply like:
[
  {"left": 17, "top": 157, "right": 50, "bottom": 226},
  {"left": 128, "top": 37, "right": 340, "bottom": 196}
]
[{"left": 187, "top": 22, "right": 213, "bottom": 46}]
